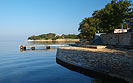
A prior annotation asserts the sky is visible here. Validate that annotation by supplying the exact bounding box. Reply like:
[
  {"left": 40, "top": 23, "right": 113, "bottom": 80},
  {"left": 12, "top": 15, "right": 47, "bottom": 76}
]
[{"left": 0, "top": 0, "right": 111, "bottom": 40}]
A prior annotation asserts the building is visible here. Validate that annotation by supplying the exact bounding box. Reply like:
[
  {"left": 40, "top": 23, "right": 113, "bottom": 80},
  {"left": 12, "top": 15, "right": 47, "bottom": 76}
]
[
  {"left": 114, "top": 29, "right": 127, "bottom": 33},
  {"left": 100, "top": 32, "right": 133, "bottom": 46}
]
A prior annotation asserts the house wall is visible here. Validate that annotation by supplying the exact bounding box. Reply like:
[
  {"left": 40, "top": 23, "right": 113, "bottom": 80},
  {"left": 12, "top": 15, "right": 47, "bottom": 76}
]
[{"left": 100, "top": 32, "right": 133, "bottom": 46}]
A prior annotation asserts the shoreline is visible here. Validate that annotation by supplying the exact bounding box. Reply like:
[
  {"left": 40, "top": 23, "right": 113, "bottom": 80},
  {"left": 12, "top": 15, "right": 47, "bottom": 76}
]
[
  {"left": 27, "top": 39, "right": 80, "bottom": 42},
  {"left": 56, "top": 46, "right": 132, "bottom": 83},
  {"left": 56, "top": 57, "right": 129, "bottom": 83}
]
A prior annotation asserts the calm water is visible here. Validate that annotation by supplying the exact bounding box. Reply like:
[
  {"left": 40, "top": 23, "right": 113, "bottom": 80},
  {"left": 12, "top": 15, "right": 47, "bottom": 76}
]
[{"left": 0, "top": 40, "right": 119, "bottom": 83}]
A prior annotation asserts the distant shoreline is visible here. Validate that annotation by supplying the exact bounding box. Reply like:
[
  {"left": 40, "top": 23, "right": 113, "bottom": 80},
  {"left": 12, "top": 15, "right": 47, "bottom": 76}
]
[{"left": 27, "top": 39, "right": 80, "bottom": 42}]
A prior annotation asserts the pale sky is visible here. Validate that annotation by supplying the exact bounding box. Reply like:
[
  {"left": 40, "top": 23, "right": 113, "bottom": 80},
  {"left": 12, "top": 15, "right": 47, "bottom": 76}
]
[{"left": 0, "top": 0, "right": 111, "bottom": 40}]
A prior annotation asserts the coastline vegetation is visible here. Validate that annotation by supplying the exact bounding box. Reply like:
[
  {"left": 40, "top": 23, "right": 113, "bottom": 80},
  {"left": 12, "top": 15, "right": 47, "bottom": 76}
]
[
  {"left": 28, "top": 33, "right": 78, "bottom": 40},
  {"left": 28, "top": 0, "right": 132, "bottom": 42},
  {"left": 78, "top": 0, "right": 132, "bottom": 40}
]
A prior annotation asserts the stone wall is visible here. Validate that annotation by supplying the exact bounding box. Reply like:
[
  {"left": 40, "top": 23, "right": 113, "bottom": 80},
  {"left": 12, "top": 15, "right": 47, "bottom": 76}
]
[
  {"left": 100, "top": 32, "right": 133, "bottom": 46},
  {"left": 56, "top": 47, "right": 133, "bottom": 83}
]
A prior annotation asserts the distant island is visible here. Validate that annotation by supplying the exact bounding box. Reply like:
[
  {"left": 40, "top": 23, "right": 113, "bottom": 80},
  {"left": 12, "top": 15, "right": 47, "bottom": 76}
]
[{"left": 28, "top": 33, "right": 79, "bottom": 41}]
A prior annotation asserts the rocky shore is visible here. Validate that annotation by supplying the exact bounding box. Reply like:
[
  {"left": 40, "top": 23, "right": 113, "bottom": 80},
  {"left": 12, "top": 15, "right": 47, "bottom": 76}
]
[{"left": 56, "top": 46, "right": 133, "bottom": 83}]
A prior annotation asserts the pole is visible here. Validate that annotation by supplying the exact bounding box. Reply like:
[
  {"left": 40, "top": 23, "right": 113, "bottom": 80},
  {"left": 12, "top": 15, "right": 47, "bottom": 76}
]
[
  {"left": 127, "top": 24, "right": 128, "bottom": 30},
  {"left": 122, "top": 24, "right": 123, "bottom": 33}
]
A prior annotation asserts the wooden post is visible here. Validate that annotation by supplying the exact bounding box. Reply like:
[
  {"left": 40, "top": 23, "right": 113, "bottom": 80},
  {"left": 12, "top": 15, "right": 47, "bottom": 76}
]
[
  {"left": 46, "top": 45, "right": 50, "bottom": 49},
  {"left": 20, "top": 45, "right": 23, "bottom": 49},
  {"left": 23, "top": 47, "right": 26, "bottom": 50},
  {"left": 31, "top": 47, "right": 35, "bottom": 50},
  {"left": 20, "top": 45, "right": 26, "bottom": 50}
]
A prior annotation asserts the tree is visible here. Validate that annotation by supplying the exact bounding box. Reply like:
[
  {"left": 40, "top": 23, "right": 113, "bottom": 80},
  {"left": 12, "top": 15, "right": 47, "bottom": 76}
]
[
  {"left": 28, "top": 33, "right": 78, "bottom": 40},
  {"left": 78, "top": 17, "right": 97, "bottom": 40},
  {"left": 93, "top": 0, "right": 132, "bottom": 31},
  {"left": 78, "top": 0, "right": 132, "bottom": 40}
]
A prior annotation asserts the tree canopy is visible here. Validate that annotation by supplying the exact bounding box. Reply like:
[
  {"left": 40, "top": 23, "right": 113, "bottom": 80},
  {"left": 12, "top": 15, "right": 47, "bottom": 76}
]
[
  {"left": 78, "top": 0, "right": 132, "bottom": 40},
  {"left": 28, "top": 33, "right": 78, "bottom": 40}
]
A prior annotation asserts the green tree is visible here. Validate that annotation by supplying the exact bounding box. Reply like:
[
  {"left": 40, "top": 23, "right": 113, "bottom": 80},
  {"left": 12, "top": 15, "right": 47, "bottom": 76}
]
[
  {"left": 93, "top": 0, "right": 132, "bottom": 31},
  {"left": 78, "top": 17, "right": 97, "bottom": 40},
  {"left": 78, "top": 0, "right": 132, "bottom": 40},
  {"left": 28, "top": 33, "right": 78, "bottom": 40}
]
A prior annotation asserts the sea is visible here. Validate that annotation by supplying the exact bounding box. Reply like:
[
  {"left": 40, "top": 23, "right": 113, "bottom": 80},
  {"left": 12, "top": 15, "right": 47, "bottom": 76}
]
[{"left": 0, "top": 40, "right": 123, "bottom": 83}]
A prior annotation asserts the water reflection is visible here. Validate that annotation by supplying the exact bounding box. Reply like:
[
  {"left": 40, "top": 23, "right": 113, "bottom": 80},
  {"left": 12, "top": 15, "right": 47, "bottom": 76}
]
[
  {"left": 27, "top": 41, "right": 76, "bottom": 45},
  {"left": 56, "top": 58, "right": 129, "bottom": 83},
  {"left": 20, "top": 48, "right": 57, "bottom": 52},
  {"left": 20, "top": 41, "right": 73, "bottom": 52},
  {"left": 1, "top": 40, "right": 103, "bottom": 83},
  {"left": 21, "top": 41, "right": 129, "bottom": 83}
]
